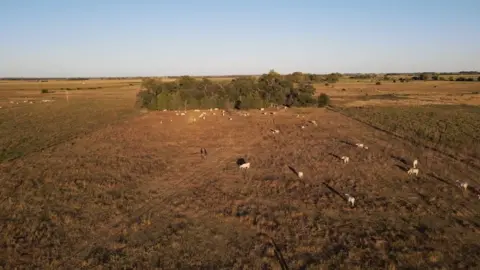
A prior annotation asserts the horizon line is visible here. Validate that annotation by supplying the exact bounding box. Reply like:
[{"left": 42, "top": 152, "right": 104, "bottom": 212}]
[{"left": 1, "top": 70, "right": 479, "bottom": 80}]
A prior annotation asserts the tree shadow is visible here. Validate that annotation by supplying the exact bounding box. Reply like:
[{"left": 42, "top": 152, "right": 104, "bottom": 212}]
[
  {"left": 426, "top": 173, "right": 456, "bottom": 187},
  {"left": 395, "top": 164, "right": 408, "bottom": 172},
  {"left": 287, "top": 165, "right": 298, "bottom": 176},
  {"left": 328, "top": 153, "right": 341, "bottom": 160},
  {"left": 413, "top": 223, "right": 429, "bottom": 237},
  {"left": 416, "top": 191, "right": 432, "bottom": 206},
  {"left": 295, "top": 253, "right": 321, "bottom": 270},
  {"left": 391, "top": 154, "right": 408, "bottom": 165},
  {"left": 263, "top": 175, "right": 277, "bottom": 181},
  {"left": 322, "top": 182, "right": 347, "bottom": 202},
  {"left": 234, "top": 100, "right": 241, "bottom": 110},
  {"left": 339, "top": 140, "right": 355, "bottom": 147}
]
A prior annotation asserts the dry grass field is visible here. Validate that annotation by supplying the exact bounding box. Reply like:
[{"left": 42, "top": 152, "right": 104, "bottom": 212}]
[
  {"left": 0, "top": 80, "right": 140, "bottom": 162},
  {"left": 315, "top": 80, "right": 480, "bottom": 107},
  {"left": 1, "top": 79, "right": 480, "bottom": 269}
]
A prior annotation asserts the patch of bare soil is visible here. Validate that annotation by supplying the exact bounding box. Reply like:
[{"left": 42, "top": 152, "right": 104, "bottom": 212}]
[{"left": 1, "top": 109, "right": 479, "bottom": 269}]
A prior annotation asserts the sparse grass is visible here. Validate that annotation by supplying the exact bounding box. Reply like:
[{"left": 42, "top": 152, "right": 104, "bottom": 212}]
[
  {"left": 360, "top": 93, "right": 409, "bottom": 101},
  {"left": 338, "top": 104, "right": 480, "bottom": 159},
  {"left": 0, "top": 96, "right": 138, "bottom": 162},
  {"left": 313, "top": 80, "right": 480, "bottom": 107}
]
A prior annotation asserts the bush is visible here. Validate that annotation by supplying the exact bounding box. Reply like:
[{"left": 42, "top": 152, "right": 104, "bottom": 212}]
[
  {"left": 419, "top": 73, "right": 433, "bottom": 80},
  {"left": 317, "top": 93, "right": 330, "bottom": 107},
  {"left": 375, "top": 81, "right": 382, "bottom": 85},
  {"left": 325, "top": 73, "right": 341, "bottom": 83},
  {"left": 41, "top": 89, "right": 49, "bottom": 93}
]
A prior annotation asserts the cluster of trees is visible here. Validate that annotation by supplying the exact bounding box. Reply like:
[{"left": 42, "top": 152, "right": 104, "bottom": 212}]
[
  {"left": 136, "top": 70, "right": 330, "bottom": 111},
  {"left": 283, "top": 72, "right": 343, "bottom": 83},
  {"left": 410, "top": 73, "right": 478, "bottom": 81},
  {"left": 349, "top": 74, "right": 377, "bottom": 80}
]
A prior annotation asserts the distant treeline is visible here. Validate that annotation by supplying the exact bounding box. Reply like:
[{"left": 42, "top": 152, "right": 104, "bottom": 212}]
[
  {"left": 0, "top": 77, "right": 142, "bottom": 81},
  {"left": 384, "top": 71, "right": 479, "bottom": 76},
  {"left": 2, "top": 71, "right": 479, "bottom": 81},
  {"left": 136, "top": 70, "right": 331, "bottom": 111}
]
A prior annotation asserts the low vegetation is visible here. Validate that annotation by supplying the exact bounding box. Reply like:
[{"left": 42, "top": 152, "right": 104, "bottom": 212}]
[
  {"left": 338, "top": 105, "right": 480, "bottom": 159},
  {"left": 0, "top": 82, "right": 139, "bottom": 162},
  {"left": 317, "top": 93, "right": 330, "bottom": 107}
]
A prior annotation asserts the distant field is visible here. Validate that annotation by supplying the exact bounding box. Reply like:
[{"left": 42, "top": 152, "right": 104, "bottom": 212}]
[
  {"left": 314, "top": 80, "right": 480, "bottom": 107},
  {"left": 0, "top": 80, "right": 140, "bottom": 161},
  {"left": 0, "top": 79, "right": 141, "bottom": 97},
  {"left": 0, "top": 78, "right": 479, "bottom": 269},
  {"left": 337, "top": 104, "right": 480, "bottom": 160}
]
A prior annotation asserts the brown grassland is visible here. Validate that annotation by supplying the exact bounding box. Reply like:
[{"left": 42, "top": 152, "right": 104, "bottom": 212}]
[{"left": 0, "top": 79, "right": 480, "bottom": 269}]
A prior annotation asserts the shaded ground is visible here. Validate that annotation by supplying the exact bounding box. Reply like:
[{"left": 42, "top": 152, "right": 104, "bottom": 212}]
[{"left": 1, "top": 107, "right": 479, "bottom": 269}]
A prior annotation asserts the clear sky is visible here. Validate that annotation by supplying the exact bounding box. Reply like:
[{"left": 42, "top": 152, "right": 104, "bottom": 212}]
[{"left": 1, "top": 0, "right": 479, "bottom": 77}]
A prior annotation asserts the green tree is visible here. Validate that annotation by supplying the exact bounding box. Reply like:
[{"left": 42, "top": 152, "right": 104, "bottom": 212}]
[
  {"left": 317, "top": 93, "right": 330, "bottom": 107},
  {"left": 186, "top": 95, "right": 200, "bottom": 109},
  {"left": 141, "top": 77, "right": 157, "bottom": 91},
  {"left": 199, "top": 95, "right": 218, "bottom": 109},
  {"left": 177, "top": 76, "right": 197, "bottom": 89},
  {"left": 228, "top": 77, "right": 257, "bottom": 100},
  {"left": 325, "top": 73, "right": 341, "bottom": 83},
  {"left": 257, "top": 71, "right": 290, "bottom": 104},
  {"left": 156, "top": 91, "right": 170, "bottom": 110},
  {"left": 296, "top": 82, "right": 316, "bottom": 96},
  {"left": 286, "top": 71, "right": 305, "bottom": 83},
  {"left": 197, "top": 78, "right": 214, "bottom": 97},
  {"left": 241, "top": 92, "right": 264, "bottom": 109},
  {"left": 168, "top": 91, "right": 183, "bottom": 110},
  {"left": 419, "top": 73, "right": 432, "bottom": 80}
]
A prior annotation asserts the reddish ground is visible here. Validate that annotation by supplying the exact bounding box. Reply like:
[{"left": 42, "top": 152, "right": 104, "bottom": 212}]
[{"left": 1, "top": 108, "right": 479, "bottom": 269}]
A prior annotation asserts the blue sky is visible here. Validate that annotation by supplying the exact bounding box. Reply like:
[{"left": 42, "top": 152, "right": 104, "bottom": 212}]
[{"left": 1, "top": 0, "right": 479, "bottom": 77}]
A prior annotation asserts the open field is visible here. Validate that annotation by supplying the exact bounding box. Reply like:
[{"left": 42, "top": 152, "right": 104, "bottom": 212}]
[
  {"left": 0, "top": 79, "right": 480, "bottom": 269},
  {"left": 314, "top": 80, "right": 480, "bottom": 107},
  {"left": 0, "top": 80, "right": 141, "bottom": 162}
]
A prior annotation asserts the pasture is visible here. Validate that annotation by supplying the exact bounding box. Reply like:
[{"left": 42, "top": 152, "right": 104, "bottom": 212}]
[{"left": 0, "top": 78, "right": 479, "bottom": 269}]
